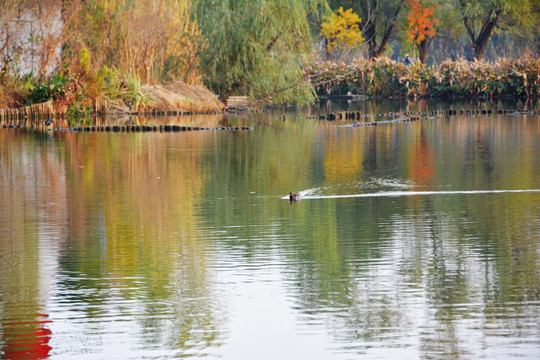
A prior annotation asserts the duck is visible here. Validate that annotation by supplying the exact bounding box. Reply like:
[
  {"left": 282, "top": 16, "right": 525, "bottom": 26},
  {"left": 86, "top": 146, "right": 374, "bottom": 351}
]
[
  {"left": 45, "top": 118, "right": 53, "bottom": 126},
  {"left": 289, "top": 192, "right": 300, "bottom": 202}
]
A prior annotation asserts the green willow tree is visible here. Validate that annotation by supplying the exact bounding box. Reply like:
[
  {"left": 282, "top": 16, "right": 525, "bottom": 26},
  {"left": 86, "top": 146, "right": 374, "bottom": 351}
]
[
  {"left": 195, "top": 0, "right": 328, "bottom": 104},
  {"left": 457, "top": 0, "right": 538, "bottom": 60},
  {"left": 328, "top": 0, "right": 405, "bottom": 59}
]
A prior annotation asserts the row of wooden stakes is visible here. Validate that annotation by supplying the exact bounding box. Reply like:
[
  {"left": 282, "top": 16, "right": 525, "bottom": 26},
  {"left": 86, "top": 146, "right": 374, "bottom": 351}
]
[
  {"left": 433, "top": 109, "right": 539, "bottom": 115},
  {"left": 0, "top": 99, "right": 109, "bottom": 122},
  {"left": 0, "top": 100, "right": 240, "bottom": 127},
  {"left": 310, "top": 110, "right": 447, "bottom": 121},
  {"left": 311, "top": 108, "right": 538, "bottom": 122},
  {"left": 2, "top": 124, "right": 254, "bottom": 132},
  {"left": 342, "top": 116, "right": 427, "bottom": 128}
]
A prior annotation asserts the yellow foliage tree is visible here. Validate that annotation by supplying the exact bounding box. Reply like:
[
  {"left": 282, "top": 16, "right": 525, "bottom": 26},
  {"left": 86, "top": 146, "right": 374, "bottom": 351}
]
[{"left": 320, "top": 7, "right": 364, "bottom": 61}]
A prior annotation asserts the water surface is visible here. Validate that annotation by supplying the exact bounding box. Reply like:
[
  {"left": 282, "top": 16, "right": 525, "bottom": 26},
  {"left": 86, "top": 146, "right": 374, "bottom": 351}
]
[{"left": 1, "top": 101, "right": 539, "bottom": 359}]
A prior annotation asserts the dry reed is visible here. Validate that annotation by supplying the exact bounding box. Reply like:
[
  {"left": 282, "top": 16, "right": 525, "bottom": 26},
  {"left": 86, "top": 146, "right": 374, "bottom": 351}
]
[{"left": 308, "top": 56, "right": 540, "bottom": 99}]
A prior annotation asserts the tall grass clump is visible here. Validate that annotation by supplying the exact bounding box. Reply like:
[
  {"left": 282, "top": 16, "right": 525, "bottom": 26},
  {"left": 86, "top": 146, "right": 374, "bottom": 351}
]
[{"left": 105, "top": 69, "right": 151, "bottom": 111}]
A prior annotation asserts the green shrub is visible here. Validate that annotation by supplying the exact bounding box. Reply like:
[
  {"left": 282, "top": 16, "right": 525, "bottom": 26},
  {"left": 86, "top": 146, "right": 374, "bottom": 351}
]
[
  {"left": 25, "top": 73, "right": 70, "bottom": 105},
  {"left": 78, "top": 48, "right": 91, "bottom": 75}
]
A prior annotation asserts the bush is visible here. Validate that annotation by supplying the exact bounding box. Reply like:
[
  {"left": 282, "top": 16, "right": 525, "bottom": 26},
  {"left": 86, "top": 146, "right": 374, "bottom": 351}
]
[
  {"left": 25, "top": 73, "right": 70, "bottom": 105},
  {"left": 78, "top": 48, "right": 91, "bottom": 75}
]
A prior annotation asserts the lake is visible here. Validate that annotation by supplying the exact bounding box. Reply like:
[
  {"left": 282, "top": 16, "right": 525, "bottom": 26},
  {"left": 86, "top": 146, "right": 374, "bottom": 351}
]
[{"left": 1, "top": 100, "right": 539, "bottom": 359}]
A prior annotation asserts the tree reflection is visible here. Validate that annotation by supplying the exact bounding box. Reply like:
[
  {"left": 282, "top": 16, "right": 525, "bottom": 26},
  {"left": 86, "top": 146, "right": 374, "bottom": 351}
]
[{"left": 0, "top": 129, "right": 227, "bottom": 357}]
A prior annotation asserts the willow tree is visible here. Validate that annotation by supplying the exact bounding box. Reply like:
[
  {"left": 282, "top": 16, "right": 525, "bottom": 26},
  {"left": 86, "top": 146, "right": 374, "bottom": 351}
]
[
  {"left": 457, "top": 0, "right": 538, "bottom": 60},
  {"left": 195, "top": 0, "right": 328, "bottom": 104},
  {"left": 328, "top": 0, "right": 405, "bottom": 59}
]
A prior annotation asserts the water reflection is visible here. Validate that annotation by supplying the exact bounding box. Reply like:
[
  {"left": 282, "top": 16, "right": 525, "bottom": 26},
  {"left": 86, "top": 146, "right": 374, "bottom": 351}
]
[
  {"left": 1, "top": 103, "right": 539, "bottom": 359},
  {"left": 51, "top": 113, "right": 253, "bottom": 130},
  {"left": 2, "top": 314, "right": 52, "bottom": 359}
]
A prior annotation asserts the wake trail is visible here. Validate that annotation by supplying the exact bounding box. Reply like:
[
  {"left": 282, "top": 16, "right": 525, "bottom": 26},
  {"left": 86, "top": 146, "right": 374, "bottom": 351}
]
[{"left": 282, "top": 189, "right": 540, "bottom": 200}]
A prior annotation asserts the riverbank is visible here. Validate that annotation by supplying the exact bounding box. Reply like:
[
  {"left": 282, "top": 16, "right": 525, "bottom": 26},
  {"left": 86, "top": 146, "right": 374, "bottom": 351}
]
[
  {"left": 1, "top": 56, "right": 538, "bottom": 122},
  {"left": 0, "top": 78, "right": 225, "bottom": 122}
]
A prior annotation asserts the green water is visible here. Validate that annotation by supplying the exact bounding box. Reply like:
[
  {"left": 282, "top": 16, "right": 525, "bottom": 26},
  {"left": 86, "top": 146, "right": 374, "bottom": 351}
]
[{"left": 1, "top": 101, "right": 539, "bottom": 359}]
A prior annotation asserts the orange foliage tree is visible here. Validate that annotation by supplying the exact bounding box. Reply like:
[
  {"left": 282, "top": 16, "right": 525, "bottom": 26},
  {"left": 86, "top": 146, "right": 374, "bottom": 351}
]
[{"left": 406, "top": 0, "right": 438, "bottom": 64}]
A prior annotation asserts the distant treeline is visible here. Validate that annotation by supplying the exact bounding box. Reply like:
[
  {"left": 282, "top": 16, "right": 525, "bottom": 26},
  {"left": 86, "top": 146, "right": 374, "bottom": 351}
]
[{"left": 308, "top": 56, "right": 540, "bottom": 99}]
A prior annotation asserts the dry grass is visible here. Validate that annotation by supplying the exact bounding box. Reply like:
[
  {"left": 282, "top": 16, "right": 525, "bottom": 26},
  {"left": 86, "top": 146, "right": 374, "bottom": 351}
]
[
  {"left": 145, "top": 82, "right": 224, "bottom": 112},
  {"left": 0, "top": 79, "right": 225, "bottom": 114}
]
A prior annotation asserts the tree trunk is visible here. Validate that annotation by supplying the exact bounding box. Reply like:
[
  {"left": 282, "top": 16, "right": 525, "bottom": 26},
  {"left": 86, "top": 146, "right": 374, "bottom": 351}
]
[
  {"left": 360, "top": 0, "right": 403, "bottom": 59},
  {"left": 364, "top": 22, "right": 378, "bottom": 59},
  {"left": 459, "top": 2, "right": 501, "bottom": 61},
  {"left": 375, "top": 23, "right": 395, "bottom": 58},
  {"left": 416, "top": 38, "right": 431, "bottom": 64},
  {"left": 472, "top": 18, "right": 497, "bottom": 60},
  {"left": 325, "top": 37, "right": 331, "bottom": 61}
]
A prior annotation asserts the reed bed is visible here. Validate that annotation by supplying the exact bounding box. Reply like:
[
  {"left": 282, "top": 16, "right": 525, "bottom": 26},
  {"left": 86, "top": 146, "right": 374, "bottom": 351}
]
[{"left": 307, "top": 56, "right": 540, "bottom": 99}]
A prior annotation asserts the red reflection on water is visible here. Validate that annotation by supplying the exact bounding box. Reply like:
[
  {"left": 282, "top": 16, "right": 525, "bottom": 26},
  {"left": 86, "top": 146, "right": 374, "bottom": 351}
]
[
  {"left": 409, "top": 127, "right": 435, "bottom": 187},
  {"left": 2, "top": 314, "right": 52, "bottom": 359}
]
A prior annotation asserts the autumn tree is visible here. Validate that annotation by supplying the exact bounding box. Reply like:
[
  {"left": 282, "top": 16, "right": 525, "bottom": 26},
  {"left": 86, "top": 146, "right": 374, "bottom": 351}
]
[
  {"left": 320, "top": 7, "right": 364, "bottom": 61},
  {"left": 69, "top": 0, "right": 202, "bottom": 84},
  {"left": 328, "top": 0, "right": 405, "bottom": 59},
  {"left": 406, "top": 0, "right": 438, "bottom": 64},
  {"left": 457, "top": 0, "right": 538, "bottom": 60}
]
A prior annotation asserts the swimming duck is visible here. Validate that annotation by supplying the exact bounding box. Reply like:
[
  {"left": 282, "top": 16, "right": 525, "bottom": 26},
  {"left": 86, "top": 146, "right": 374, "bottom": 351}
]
[
  {"left": 45, "top": 118, "right": 53, "bottom": 126},
  {"left": 289, "top": 192, "right": 300, "bottom": 202}
]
